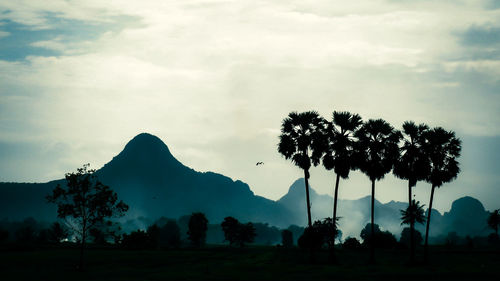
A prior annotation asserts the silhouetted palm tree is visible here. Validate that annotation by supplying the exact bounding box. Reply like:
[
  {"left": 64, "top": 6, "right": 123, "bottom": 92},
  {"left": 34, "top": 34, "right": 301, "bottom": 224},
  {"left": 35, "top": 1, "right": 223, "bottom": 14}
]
[
  {"left": 322, "top": 111, "right": 362, "bottom": 257},
  {"left": 401, "top": 200, "right": 426, "bottom": 226},
  {"left": 488, "top": 209, "right": 500, "bottom": 236},
  {"left": 422, "top": 127, "right": 461, "bottom": 262},
  {"left": 354, "top": 119, "right": 401, "bottom": 263},
  {"left": 278, "top": 111, "right": 326, "bottom": 227},
  {"left": 394, "top": 121, "right": 430, "bottom": 262}
]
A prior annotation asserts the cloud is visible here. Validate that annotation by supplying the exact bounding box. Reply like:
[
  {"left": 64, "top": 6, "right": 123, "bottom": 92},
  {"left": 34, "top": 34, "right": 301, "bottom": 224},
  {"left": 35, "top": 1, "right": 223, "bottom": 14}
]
[{"left": 460, "top": 25, "right": 500, "bottom": 46}]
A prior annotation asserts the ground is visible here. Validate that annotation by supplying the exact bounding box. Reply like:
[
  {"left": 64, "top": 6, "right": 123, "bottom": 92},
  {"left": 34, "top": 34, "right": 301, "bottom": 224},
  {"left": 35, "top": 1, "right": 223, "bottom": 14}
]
[{"left": 0, "top": 246, "right": 499, "bottom": 280}]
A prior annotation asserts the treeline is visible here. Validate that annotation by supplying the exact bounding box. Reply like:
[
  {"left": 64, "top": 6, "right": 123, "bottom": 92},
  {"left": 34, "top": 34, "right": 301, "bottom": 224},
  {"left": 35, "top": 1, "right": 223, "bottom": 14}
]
[{"left": 2, "top": 215, "right": 498, "bottom": 251}]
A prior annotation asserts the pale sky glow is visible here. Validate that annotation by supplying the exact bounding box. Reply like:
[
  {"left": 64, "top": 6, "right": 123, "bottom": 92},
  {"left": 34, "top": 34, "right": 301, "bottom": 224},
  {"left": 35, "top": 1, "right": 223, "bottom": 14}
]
[{"left": 1, "top": 0, "right": 499, "bottom": 212}]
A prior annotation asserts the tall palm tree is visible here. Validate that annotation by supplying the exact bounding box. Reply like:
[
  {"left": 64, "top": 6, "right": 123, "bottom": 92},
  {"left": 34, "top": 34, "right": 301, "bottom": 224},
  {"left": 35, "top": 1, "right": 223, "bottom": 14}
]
[
  {"left": 487, "top": 209, "right": 500, "bottom": 237},
  {"left": 322, "top": 111, "right": 362, "bottom": 255},
  {"left": 354, "top": 119, "right": 401, "bottom": 263},
  {"left": 393, "top": 121, "right": 430, "bottom": 263},
  {"left": 422, "top": 127, "right": 461, "bottom": 262},
  {"left": 278, "top": 111, "right": 326, "bottom": 227}
]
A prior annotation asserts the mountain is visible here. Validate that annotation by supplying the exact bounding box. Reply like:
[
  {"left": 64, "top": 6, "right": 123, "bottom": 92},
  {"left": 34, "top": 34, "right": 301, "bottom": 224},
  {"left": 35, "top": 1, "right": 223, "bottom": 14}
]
[
  {"left": 0, "top": 133, "right": 292, "bottom": 227},
  {"left": 0, "top": 133, "right": 493, "bottom": 239}
]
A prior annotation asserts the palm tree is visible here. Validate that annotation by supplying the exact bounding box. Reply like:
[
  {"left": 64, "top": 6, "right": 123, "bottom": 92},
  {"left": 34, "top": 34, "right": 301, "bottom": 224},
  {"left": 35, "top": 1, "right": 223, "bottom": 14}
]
[
  {"left": 322, "top": 111, "right": 362, "bottom": 256},
  {"left": 488, "top": 209, "right": 500, "bottom": 236},
  {"left": 354, "top": 119, "right": 401, "bottom": 263},
  {"left": 278, "top": 111, "right": 326, "bottom": 227},
  {"left": 422, "top": 127, "right": 461, "bottom": 262},
  {"left": 393, "top": 121, "right": 430, "bottom": 263},
  {"left": 401, "top": 200, "right": 426, "bottom": 227}
]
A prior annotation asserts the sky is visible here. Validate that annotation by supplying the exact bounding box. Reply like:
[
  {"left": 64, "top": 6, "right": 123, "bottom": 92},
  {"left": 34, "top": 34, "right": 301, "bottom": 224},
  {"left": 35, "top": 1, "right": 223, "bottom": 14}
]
[{"left": 0, "top": 0, "right": 499, "bottom": 213}]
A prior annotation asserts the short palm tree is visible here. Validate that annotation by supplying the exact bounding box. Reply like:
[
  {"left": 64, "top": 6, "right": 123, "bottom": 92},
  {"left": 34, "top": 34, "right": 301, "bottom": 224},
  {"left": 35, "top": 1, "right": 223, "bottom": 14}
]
[
  {"left": 322, "top": 111, "right": 362, "bottom": 256},
  {"left": 393, "top": 121, "right": 430, "bottom": 262},
  {"left": 401, "top": 200, "right": 426, "bottom": 227},
  {"left": 488, "top": 209, "right": 500, "bottom": 236},
  {"left": 422, "top": 127, "right": 461, "bottom": 261},
  {"left": 354, "top": 119, "right": 401, "bottom": 263},
  {"left": 278, "top": 111, "right": 326, "bottom": 227}
]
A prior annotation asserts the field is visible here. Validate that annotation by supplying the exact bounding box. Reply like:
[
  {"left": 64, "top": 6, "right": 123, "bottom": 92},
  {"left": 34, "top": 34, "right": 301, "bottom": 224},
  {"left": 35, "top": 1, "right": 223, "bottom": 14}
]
[{"left": 1, "top": 246, "right": 499, "bottom": 281}]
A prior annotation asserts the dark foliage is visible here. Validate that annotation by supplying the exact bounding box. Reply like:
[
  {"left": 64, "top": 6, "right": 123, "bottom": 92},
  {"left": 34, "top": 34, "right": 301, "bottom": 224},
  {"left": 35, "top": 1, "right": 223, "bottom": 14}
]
[
  {"left": 46, "top": 164, "right": 128, "bottom": 269},
  {"left": 281, "top": 229, "right": 293, "bottom": 248},
  {"left": 221, "top": 217, "right": 256, "bottom": 247},
  {"left": 0, "top": 228, "right": 8, "bottom": 243},
  {"left": 342, "top": 237, "right": 361, "bottom": 249},
  {"left": 122, "top": 230, "right": 151, "bottom": 250},
  {"left": 360, "top": 223, "right": 398, "bottom": 249},
  {"left": 298, "top": 218, "right": 339, "bottom": 250},
  {"left": 278, "top": 111, "right": 327, "bottom": 227},
  {"left": 47, "top": 222, "right": 69, "bottom": 243},
  {"left": 488, "top": 209, "right": 500, "bottom": 235},
  {"left": 159, "top": 220, "right": 181, "bottom": 248},
  {"left": 187, "top": 212, "right": 208, "bottom": 247},
  {"left": 400, "top": 227, "right": 423, "bottom": 247}
]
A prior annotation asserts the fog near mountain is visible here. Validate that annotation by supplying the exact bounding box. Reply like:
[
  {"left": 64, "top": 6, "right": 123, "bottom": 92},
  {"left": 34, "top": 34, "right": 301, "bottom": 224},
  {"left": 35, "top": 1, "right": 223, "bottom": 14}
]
[
  {"left": 0, "top": 133, "right": 494, "bottom": 240},
  {"left": 278, "top": 178, "right": 491, "bottom": 239}
]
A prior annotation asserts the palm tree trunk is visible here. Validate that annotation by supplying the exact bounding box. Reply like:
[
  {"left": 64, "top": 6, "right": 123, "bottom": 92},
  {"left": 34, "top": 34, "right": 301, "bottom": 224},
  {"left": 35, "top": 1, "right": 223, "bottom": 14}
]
[
  {"left": 370, "top": 179, "right": 375, "bottom": 264},
  {"left": 424, "top": 185, "right": 436, "bottom": 263},
  {"left": 409, "top": 181, "right": 415, "bottom": 264},
  {"left": 304, "top": 169, "right": 312, "bottom": 228},
  {"left": 330, "top": 173, "right": 341, "bottom": 262}
]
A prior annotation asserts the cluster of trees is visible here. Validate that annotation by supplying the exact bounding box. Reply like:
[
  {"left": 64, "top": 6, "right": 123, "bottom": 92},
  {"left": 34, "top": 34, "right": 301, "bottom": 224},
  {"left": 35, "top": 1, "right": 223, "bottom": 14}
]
[
  {"left": 0, "top": 219, "right": 69, "bottom": 247},
  {"left": 278, "top": 110, "right": 462, "bottom": 263}
]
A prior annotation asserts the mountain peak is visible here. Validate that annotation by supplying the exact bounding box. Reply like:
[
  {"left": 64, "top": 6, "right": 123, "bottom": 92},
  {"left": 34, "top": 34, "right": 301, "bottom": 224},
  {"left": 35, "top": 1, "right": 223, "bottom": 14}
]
[
  {"left": 98, "top": 133, "right": 185, "bottom": 177},
  {"left": 125, "top": 133, "right": 171, "bottom": 153}
]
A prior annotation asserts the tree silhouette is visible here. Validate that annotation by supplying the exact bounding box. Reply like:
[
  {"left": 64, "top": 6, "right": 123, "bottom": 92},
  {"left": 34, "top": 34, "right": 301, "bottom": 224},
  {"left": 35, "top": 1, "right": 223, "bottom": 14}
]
[
  {"left": 400, "top": 200, "right": 426, "bottom": 226},
  {"left": 46, "top": 164, "right": 128, "bottom": 270},
  {"left": 354, "top": 119, "right": 401, "bottom": 263},
  {"left": 488, "top": 209, "right": 500, "bottom": 237},
  {"left": 160, "top": 220, "right": 181, "bottom": 248},
  {"left": 394, "top": 121, "right": 430, "bottom": 262},
  {"left": 321, "top": 111, "right": 362, "bottom": 259},
  {"left": 48, "top": 222, "right": 69, "bottom": 243},
  {"left": 221, "top": 216, "right": 240, "bottom": 247},
  {"left": 221, "top": 217, "right": 256, "bottom": 247},
  {"left": 187, "top": 212, "right": 208, "bottom": 247},
  {"left": 278, "top": 111, "right": 326, "bottom": 227},
  {"left": 400, "top": 227, "right": 423, "bottom": 247},
  {"left": 281, "top": 229, "right": 293, "bottom": 248},
  {"left": 422, "top": 127, "right": 461, "bottom": 262}
]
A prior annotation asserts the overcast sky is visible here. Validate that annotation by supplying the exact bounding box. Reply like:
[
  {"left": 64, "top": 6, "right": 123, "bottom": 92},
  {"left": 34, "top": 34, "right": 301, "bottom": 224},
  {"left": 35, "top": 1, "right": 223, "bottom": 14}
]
[{"left": 1, "top": 0, "right": 499, "bottom": 213}]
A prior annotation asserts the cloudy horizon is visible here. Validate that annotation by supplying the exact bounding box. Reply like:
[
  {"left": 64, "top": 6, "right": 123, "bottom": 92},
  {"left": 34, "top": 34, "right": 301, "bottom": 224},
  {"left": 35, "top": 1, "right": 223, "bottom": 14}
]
[{"left": 1, "top": 0, "right": 499, "bottom": 213}]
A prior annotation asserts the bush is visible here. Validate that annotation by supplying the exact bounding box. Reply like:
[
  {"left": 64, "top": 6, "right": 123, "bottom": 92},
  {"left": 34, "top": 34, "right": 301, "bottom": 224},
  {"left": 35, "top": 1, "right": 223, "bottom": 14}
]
[
  {"left": 343, "top": 237, "right": 361, "bottom": 249},
  {"left": 360, "top": 223, "right": 398, "bottom": 249},
  {"left": 122, "top": 230, "right": 151, "bottom": 250},
  {"left": 399, "top": 227, "right": 423, "bottom": 247}
]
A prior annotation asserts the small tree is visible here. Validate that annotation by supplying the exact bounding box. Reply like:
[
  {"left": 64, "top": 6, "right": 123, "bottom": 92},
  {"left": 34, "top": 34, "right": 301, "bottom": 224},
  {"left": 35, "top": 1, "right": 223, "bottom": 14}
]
[
  {"left": 400, "top": 227, "right": 423, "bottom": 247},
  {"left": 238, "top": 223, "right": 256, "bottom": 247},
  {"left": 46, "top": 164, "right": 128, "bottom": 270},
  {"left": 221, "top": 217, "right": 256, "bottom": 247},
  {"left": 160, "top": 220, "right": 181, "bottom": 248},
  {"left": 488, "top": 209, "right": 500, "bottom": 237},
  {"left": 187, "top": 212, "right": 208, "bottom": 247},
  {"left": 281, "top": 229, "right": 293, "bottom": 248},
  {"left": 221, "top": 217, "right": 240, "bottom": 247},
  {"left": 48, "top": 222, "right": 69, "bottom": 243}
]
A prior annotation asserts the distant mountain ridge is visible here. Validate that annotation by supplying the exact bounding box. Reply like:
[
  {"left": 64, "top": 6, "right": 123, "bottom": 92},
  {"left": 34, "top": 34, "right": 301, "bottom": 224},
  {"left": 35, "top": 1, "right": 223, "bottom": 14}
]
[{"left": 0, "top": 133, "right": 493, "bottom": 239}]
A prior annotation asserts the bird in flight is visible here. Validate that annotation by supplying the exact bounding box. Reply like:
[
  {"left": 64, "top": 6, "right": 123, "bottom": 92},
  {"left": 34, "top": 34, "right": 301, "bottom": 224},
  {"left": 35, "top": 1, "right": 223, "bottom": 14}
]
[{"left": 256, "top": 162, "right": 264, "bottom": 166}]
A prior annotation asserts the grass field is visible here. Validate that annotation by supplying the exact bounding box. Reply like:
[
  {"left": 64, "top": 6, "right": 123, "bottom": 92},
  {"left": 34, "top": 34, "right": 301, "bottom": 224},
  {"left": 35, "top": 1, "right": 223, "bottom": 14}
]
[{"left": 1, "top": 246, "right": 499, "bottom": 281}]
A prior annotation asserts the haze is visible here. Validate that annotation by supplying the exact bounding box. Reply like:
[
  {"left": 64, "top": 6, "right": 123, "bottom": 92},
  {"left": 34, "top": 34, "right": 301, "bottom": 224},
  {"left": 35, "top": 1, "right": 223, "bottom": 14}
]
[{"left": 0, "top": 0, "right": 499, "bottom": 212}]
